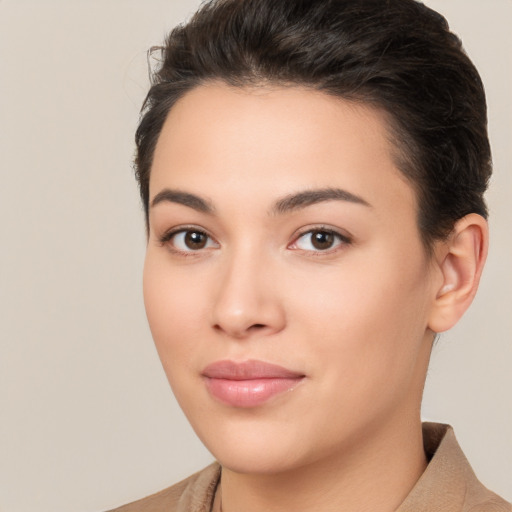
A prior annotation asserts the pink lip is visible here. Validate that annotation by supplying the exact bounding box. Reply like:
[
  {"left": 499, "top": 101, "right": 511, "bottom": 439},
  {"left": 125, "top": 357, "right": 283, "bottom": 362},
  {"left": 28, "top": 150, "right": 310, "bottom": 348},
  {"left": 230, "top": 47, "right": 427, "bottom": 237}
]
[{"left": 202, "top": 360, "right": 305, "bottom": 408}]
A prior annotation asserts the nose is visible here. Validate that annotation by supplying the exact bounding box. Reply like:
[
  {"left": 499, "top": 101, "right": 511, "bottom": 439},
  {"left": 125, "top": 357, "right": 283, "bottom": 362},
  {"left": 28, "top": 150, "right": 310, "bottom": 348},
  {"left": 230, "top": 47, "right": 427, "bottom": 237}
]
[{"left": 210, "top": 249, "right": 286, "bottom": 339}]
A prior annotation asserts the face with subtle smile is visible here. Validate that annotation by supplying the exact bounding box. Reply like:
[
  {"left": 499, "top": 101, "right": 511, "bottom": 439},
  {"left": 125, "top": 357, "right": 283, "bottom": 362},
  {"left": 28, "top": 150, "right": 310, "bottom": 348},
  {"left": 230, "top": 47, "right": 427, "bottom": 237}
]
[{"left": 143, "top": 83, "right": 440, "bottom": 474}]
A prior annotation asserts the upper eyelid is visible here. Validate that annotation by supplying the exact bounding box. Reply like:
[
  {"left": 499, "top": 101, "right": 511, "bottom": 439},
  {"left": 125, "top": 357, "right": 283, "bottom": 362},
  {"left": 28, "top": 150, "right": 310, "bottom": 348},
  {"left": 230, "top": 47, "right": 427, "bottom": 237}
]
[
  {"left": 288, "top": 228, "right": 352, "bottom": 254},
  {"left": 158, "top": 227, "right": 220, "bottom": 256},
  {"left": 158, "top": 225, "right": 213, "bottom": 243},
  {"left": 157, "top": 224, "right": 352, "bottom": 248},
  {"left": 292, "top": 226, "right": 352, "bottom": 242}
]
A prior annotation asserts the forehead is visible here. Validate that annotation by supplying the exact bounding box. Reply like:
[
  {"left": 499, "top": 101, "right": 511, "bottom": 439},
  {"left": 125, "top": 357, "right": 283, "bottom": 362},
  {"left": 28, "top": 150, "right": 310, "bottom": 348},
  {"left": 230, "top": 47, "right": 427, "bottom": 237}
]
[{"left": 150, "top": 83, "right": 417, "bottom": 216}]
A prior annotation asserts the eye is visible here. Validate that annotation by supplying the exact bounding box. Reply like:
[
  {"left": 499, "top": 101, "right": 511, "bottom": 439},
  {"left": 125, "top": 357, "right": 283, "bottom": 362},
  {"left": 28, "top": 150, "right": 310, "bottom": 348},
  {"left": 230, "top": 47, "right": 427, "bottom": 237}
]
[
  {"left": 161, "top": 228, "right": 219, "bottom": 252},
  {"left": 290, "top": 229, "right": 350, "bottom": 252}
]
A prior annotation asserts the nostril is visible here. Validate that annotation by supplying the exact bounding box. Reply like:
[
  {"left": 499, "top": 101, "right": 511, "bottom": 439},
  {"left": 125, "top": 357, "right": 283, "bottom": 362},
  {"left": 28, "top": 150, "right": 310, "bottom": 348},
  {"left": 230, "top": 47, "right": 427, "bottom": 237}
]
[
  {"left": 250, "top": 323, "right": 266, "bottom": 330},
  {"left": 212, "top": 322, "right": 267, "bottom": 337}
]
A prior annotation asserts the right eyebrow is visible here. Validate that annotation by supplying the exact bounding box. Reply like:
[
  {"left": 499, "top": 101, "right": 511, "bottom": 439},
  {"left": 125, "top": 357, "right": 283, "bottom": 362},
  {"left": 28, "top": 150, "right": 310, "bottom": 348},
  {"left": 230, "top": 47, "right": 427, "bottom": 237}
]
[
  {"left": 271, "top": 187, "right": 371, "bottom": 215},
  {"left": 150, "top": 189, "right": 215, "bottom": 214}
]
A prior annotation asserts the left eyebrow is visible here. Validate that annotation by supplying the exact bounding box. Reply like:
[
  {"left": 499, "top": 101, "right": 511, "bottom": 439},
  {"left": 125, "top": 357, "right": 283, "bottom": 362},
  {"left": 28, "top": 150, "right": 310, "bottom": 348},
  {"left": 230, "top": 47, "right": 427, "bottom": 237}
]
[
  {"left": 271, "top": 188, "right": 372, "bottom": 215},
  {"left": 150, "top": 189, "right": 215, "bottom": 214}
]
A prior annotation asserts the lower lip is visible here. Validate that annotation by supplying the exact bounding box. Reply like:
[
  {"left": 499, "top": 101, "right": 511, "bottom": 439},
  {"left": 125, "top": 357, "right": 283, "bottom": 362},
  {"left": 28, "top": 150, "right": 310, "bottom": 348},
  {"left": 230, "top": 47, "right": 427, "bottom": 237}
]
[{"left": 204, "top": 377, "right": 304, "bottom": 407}]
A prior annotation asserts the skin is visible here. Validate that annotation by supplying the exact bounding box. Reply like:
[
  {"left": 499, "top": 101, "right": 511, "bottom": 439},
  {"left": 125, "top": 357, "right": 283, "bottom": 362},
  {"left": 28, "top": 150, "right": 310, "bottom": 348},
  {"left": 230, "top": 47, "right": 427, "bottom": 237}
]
[{"left": 143, "top": 83, "right": 488, "bottom": 512}]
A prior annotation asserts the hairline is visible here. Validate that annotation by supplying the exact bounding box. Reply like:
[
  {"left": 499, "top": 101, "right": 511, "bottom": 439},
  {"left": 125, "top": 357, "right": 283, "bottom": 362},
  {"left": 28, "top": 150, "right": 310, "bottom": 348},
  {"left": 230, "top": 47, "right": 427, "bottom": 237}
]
[{"left": 142, "top": 78, "right": 437, "bottom": 254}]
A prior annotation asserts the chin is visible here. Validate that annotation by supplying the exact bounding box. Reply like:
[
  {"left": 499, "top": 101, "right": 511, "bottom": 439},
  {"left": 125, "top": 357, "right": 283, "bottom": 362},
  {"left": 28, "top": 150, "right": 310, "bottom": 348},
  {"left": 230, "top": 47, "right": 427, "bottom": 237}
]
[
  {"left": 211, "top": 442, "right": 307, "bottom": 476},
  {"left": 193, "top": 412, "right": 342, "bottom": 477}
]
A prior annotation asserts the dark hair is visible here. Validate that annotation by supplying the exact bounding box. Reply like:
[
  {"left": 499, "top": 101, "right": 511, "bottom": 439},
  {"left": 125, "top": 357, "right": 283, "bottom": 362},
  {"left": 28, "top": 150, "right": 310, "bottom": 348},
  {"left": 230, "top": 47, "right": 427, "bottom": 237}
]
[{"left": 135, "top": 0, "right": 491, "bottom": 250}]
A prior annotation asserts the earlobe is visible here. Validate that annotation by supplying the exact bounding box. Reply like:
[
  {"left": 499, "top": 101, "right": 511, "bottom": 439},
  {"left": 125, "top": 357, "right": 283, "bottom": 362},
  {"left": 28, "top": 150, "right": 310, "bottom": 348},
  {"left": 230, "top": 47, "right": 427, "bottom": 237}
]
[{"left": 428, "top": 214, "right": 488, "bottom": 333}]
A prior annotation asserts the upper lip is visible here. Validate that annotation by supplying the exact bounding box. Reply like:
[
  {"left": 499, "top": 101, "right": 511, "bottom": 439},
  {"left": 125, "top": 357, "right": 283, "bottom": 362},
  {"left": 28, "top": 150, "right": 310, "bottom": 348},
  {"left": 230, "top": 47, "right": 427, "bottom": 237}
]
[{"left": 202, "top": 359, "right": 305, "bottom": 380}]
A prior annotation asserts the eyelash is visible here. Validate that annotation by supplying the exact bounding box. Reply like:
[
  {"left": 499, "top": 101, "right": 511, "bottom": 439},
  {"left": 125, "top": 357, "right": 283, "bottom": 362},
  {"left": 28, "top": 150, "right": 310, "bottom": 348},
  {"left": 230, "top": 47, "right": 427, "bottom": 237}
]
[
  {"left": 159, "top": 226, "right": 203, "bottom": 244},
  {"left": 158, "top": 226, "right": 352, "bottom": 256},
  {"left": 290, "top": 226, "right": 352, "bottom": 255},
  {"left": 158, "top": 226, "right": 219, "bottom": 257}
]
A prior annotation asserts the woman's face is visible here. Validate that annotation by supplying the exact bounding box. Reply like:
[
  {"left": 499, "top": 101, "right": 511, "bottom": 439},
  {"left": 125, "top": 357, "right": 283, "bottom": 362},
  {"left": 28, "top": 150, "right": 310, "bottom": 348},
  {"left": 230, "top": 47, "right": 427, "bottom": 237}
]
[{"left": 143, "top": 84, "right": 440, "bottom": 474}]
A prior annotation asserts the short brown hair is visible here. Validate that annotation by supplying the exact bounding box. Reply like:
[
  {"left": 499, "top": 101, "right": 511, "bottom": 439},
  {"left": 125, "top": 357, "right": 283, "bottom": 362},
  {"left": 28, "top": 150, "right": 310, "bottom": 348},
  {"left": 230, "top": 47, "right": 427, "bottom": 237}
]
[{"left": 135, "top": 0, "right": 491, "bottom": 250}]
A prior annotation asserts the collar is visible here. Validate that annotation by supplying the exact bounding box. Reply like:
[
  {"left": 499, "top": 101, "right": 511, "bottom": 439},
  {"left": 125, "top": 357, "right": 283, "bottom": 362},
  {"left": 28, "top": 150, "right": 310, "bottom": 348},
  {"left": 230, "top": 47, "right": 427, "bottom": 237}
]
[
  {"left": 397, "top": 422, "right": 510, "bottom": 511},
  {"left": 177, "top": 423, "right": 510, "bottom": 512}
]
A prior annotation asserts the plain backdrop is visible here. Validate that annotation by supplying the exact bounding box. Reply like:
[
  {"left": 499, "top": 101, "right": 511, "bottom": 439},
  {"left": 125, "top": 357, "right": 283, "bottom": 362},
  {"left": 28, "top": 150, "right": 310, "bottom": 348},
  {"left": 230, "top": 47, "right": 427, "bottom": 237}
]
[{"left": 0, "top": 1, "right": 511, "bottom": 511}]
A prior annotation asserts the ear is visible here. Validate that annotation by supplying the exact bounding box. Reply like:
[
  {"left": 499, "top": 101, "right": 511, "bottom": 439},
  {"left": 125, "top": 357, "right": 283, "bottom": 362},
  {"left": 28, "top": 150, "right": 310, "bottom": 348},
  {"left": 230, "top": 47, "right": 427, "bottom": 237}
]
[{"left": 428, "top": 214, "right": 488, "bottom": 333}]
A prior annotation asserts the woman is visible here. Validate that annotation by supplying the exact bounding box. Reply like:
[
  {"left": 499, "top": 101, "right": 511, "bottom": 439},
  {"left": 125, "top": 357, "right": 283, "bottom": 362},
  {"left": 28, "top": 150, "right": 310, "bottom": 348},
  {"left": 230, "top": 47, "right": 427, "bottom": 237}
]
[{"left": 110, "top": 0, "right": 511, "bottom": 510}]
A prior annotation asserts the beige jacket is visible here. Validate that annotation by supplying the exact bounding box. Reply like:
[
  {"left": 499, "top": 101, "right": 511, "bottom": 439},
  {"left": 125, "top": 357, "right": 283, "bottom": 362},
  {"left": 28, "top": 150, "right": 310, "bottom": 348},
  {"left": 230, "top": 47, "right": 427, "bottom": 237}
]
[{"left": 108, "top": 423, "right": 511, "bottom": 512}]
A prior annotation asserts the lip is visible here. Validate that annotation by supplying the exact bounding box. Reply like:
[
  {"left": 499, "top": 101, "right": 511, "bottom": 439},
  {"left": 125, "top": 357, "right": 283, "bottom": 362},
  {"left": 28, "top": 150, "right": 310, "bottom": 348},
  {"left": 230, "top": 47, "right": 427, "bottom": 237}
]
[{"left": 201, "top": 360, "right": 305, "bottom": 408}]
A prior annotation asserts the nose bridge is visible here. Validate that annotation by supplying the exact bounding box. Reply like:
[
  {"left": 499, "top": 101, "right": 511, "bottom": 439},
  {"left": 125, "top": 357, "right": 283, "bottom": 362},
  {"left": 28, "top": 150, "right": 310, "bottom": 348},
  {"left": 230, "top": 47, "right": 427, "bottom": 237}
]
[{"left": 211, "top": 242, "right": 284, "bottom": 337}]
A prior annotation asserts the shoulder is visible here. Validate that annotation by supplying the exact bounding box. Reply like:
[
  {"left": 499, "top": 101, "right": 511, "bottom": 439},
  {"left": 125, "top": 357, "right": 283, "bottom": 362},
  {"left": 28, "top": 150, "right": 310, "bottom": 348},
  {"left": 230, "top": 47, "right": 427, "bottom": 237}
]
[
  {"left": 105, "top": 463, "right": 221, "bottom": 512},
  {"left": 466, "top": 498, "right": 512, "bottom": 512},
  {"left": 437, "top": 425, "right": 511, "bottom": 512},
  {"left": 464, "top": 481, "right": 512, "bottom": 512},
  {"left": 398, "top": 423, "right": 511, "bottom": 512}
]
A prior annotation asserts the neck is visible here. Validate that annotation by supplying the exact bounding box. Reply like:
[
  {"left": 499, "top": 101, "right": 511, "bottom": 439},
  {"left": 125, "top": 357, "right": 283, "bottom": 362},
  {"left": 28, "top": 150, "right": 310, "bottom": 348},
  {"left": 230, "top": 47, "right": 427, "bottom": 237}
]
[{"left": 216, "top": 415, "right": 427, "bottom": 512}]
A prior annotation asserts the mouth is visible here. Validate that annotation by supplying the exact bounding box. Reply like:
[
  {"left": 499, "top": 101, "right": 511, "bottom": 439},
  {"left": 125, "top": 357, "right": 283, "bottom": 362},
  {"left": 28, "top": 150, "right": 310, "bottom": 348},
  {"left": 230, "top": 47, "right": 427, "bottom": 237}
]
[{"left": 201, "top": 359, "right": 305, "bottom": 408}]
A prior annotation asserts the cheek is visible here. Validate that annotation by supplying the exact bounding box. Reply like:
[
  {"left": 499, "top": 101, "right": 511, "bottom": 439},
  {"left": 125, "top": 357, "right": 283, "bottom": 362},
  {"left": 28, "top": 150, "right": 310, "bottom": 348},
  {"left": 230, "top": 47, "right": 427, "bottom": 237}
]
[
  {"left": 287, "top": 246, "right": 431, "bottom": 386},
  {"left": 142, "top": 252, "right": 207, "bottom": 366}
]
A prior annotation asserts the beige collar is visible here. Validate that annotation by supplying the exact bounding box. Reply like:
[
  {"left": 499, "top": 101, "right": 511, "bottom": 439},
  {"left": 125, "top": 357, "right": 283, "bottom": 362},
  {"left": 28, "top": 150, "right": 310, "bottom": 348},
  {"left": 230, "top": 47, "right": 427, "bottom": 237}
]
[{"left": 173, "top": 423, "right": 510, "bottom": 512}]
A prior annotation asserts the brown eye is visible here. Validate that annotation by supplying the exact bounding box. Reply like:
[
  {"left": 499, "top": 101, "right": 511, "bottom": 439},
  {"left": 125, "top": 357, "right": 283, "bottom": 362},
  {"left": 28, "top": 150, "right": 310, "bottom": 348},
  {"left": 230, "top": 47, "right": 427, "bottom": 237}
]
[
  {"left": 184, "top": 231, "right": 208, "bottom": 249},
  {"left": 310, "top": 230, "right": 335, "bottom": 250},
  {"left": 163, "top": 229, "right": 219, "bottom": 252},
  {"left": 291, "top": 228, "right": 350, "bottom": 252}
]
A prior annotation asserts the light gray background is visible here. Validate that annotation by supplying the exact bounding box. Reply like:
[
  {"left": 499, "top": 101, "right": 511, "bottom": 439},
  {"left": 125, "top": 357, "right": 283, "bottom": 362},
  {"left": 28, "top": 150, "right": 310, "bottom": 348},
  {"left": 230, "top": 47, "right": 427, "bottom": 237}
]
[{"left": 0, "top": 1, "right": 510, "bottom": 511}]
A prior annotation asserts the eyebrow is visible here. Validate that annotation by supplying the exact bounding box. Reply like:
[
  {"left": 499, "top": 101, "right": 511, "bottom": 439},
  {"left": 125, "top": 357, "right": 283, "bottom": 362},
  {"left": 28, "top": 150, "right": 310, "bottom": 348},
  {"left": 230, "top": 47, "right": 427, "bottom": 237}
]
[
  {"left": 150, "top": 186, "right": 371, "bottom": 216},
  {"left": 271, "top": 187, "right": 371, "bottom": 214},
  {"left": 150, "top": 189, "right": 215, "bottom": 214}
]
